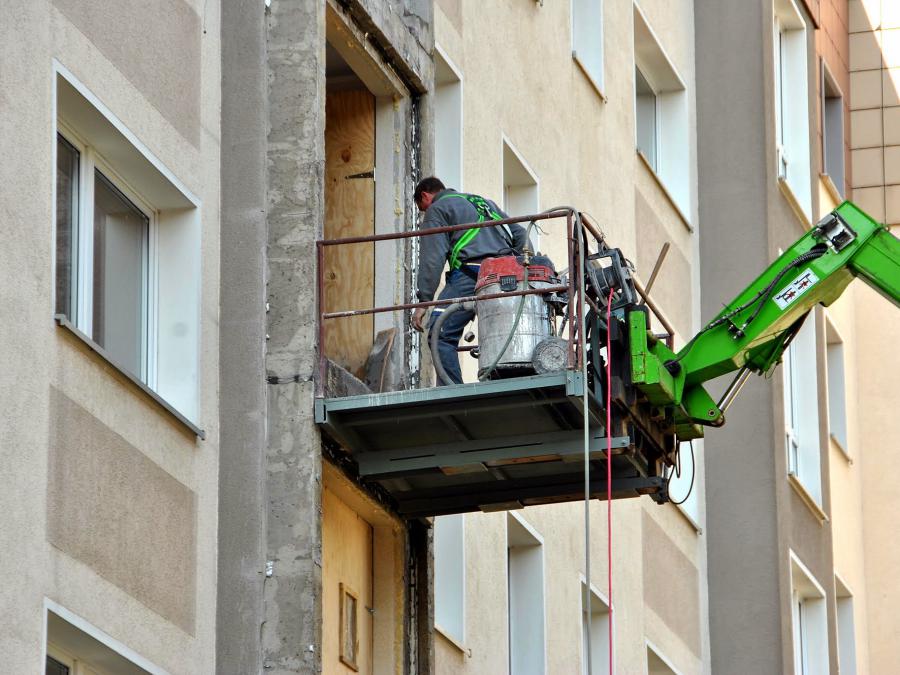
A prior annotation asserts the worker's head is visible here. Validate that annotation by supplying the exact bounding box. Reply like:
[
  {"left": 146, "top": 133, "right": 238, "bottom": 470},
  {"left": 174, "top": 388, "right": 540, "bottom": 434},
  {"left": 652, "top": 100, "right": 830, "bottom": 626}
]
[{"left": 414, "top": 176, "right": 446, "bottom": 212}]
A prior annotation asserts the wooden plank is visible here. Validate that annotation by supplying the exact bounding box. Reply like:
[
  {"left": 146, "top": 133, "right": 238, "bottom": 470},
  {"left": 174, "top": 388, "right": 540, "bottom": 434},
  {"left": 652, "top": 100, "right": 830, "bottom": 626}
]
[
  {"left": 325, "top": 89, "right": 376, "bottom": 377},
  {"left": 322, "top": 486, "right": 375, "bottom": 675}
]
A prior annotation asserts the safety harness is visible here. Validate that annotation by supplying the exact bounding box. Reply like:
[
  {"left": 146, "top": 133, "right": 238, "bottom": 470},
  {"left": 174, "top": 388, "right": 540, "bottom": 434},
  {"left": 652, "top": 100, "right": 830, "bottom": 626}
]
[{"left": 436, "top": 192, "right": 514, "bottom": 270}]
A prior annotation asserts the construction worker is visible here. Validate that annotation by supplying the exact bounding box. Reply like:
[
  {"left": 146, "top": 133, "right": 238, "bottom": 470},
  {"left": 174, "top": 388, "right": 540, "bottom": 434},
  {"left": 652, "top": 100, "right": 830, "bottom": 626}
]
[{"left": 412, "top": 176, "right": 531, "bottom": 384}]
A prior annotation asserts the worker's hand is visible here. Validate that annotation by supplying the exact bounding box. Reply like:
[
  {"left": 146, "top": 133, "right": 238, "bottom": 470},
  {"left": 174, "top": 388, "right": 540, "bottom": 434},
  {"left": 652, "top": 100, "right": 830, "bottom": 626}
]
[{"left": 412, "top": 307, "right": 427, "bottom": 332}]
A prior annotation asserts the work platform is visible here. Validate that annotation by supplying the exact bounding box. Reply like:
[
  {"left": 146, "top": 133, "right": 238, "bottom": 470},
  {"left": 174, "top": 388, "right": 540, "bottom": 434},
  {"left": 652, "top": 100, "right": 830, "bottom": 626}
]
[{"left": 315, "top": 371, "right": 666, "bottom": 518}]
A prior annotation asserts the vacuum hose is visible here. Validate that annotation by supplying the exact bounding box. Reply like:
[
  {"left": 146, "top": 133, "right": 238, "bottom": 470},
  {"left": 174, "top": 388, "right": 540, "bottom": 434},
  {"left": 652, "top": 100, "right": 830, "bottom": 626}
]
[{"left": 430, "top": 302, "right": 463, "bottom": 386}]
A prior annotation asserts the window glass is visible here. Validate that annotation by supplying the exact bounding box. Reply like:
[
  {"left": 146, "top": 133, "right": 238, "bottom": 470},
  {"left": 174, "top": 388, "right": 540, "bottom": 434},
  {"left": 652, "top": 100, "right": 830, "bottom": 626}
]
[
  {"left": 56, "top": 135, "right": 79, "bottom": 318},
  {"left": 45, "top": 656, "right": 70, "bottom": 675},
  {"left": 92, "top": 171, "right": 148, "bottom": 377},
  {"left": 635, "top": 67, "right": 657, "bottom": 170}
]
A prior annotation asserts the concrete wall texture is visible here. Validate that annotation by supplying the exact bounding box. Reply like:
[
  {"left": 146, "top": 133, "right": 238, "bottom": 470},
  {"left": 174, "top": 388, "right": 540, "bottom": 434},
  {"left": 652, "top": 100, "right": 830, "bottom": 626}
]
[{"left": 0, "top": 0, "right": 220, "bottom": 672}]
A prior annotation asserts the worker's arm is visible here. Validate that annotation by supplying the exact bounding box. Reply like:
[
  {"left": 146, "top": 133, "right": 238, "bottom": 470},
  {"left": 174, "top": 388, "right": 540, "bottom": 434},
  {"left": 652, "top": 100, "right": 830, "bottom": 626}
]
[{"left": 416, "top": 205, "right": 452, "bottom": 302}]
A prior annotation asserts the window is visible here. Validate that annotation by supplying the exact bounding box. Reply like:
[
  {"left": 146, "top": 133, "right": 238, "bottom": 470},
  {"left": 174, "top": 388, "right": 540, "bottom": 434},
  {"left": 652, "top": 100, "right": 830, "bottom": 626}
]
[
  {"left": 790, "top": 553, "right": 829, "bottom": 675},
  {"left": 835, "top": 576, "right": 857, "bottom": 675},
  {"left": 581, "top": 581, "right": 611, "bottom": 675},
  {"left": 825, "top": 319, "right": 848, "bottom": 453},
  {"left": 668, "top": 440, "right": 700, "bottom": 525},
  {"left": 646, "top": 641, "right": 680, "bottom": 675},
  {"left": 502, "top": 138, "right": 540, "bottom": 247},
  {"left": 45, "top": 602, "right": 159, "bottom": 674},
  {"left": 434, "top": 514, "right": 465, "bottom": 645},
  {"left": 340, "top": 583, "right": 360, "bottom": 670},
  {"left": 434, "top": 48, "right": 463, "bottom": 191},
  {"left": 635, "top": 66, "right": 657, "bottom": 170},
  {"left": 572, "top": 0, "right": 604, "bottom": 93},
  {"left": 633, "top": 4, "right": 691, "bottom": 216},
  {"left": 822, "top": 63, "right": 845, "bottom": 197},
  {"left": 774, "top": 0, "right": 812, "bottom": 220},
  {"left": 784, "top": 314, "right": 821, "bottom": 504},
  {"left": 507, "top": 512, "right": 545, "bottom": 675},
  {"left": 54, "top": 67, "right": 201, "bottom": 426}
]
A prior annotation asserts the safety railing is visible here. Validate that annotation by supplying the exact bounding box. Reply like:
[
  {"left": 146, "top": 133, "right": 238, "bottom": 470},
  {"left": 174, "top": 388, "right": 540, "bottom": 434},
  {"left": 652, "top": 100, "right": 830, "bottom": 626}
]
[{"left": 315, "top": 208, "right": 675, "bottom": 397}]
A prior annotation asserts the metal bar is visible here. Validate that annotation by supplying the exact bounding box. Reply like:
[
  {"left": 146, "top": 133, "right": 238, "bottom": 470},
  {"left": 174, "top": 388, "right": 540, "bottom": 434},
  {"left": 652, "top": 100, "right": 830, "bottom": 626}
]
[
  {"left": 322, "top": 284, "right": 568, "bottom": 319},
  {"left": 633, "top": 277, "right": 676, "bottom": 349},
  {"left": 644, "top": 242, "right": 671, "bottom": 296},
  {"left": 716, "top": 365, "right": 752, "bottom": 413},
  {"left": 317, "top": 241, "right": 326, "bottom": 397},
  {"left": 317, "top": 209, "right": 573, "bottom": 246},
  {"left": 566, "top": 212, "right": 576, "bottom": 369}
]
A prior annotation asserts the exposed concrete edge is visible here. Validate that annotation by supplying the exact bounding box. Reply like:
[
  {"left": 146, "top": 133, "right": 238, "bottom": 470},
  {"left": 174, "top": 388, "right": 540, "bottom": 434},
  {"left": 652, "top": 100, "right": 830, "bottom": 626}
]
[{"left": 216, "top": 0, "right": 268, "bottom": 671}]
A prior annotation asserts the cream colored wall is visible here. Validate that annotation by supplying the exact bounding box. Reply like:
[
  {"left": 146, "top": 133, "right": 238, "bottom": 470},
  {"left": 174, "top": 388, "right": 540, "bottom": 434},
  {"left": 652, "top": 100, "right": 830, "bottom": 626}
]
[
  {"left": 434, "top": 1, "right": 706, "bottom": 673},
  {"left": 819, "top": 180, "right": 871, "bottom": 674},
  {"left": 849, "top": 0, "right": 900, "bottom": 226},
  {"left": 0, "top": 1, "right": 220, "bottom": 672}
]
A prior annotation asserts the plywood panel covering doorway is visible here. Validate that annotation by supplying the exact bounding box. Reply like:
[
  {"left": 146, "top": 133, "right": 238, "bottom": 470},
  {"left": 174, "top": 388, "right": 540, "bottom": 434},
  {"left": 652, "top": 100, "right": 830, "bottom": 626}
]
[
  {"left": 322, "top": 486, "right": 375, "bottom": 674},
  {"left": 324, "top": 89, "right": 376, "bottom": 377}
]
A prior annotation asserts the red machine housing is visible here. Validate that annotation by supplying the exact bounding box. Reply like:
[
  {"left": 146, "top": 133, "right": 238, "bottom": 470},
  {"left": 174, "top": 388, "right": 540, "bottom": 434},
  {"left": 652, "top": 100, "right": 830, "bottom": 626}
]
[{"left": 475, "top": 255, "right": 555, "bottom": 292}]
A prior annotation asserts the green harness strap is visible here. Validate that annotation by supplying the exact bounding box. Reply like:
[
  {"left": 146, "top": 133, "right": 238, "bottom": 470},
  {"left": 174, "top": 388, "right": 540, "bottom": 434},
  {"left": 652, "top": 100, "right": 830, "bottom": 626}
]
[{"left": 437, "top": 193, "right": 507, "bottom": 269}]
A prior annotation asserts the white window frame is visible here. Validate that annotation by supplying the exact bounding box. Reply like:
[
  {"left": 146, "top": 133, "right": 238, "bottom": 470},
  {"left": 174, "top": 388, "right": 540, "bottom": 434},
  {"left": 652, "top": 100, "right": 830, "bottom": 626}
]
[
  {"left": 52, "top": 62, "right": 202, "bottom": 428},
  {"left": 825, "top": 316, "right": 849, "bottom": 455},
  {"left": 633, "top": 2, "right": 692, "bottom": 218},
  {"left": 434, "top": 513, "right": 466, "bottom": 647},
  {"left": 572, "top": 0, "right": 605, "bottom": 96},
  {"left": 789, "top": 552, "right": 830, "bottom": 675},
  {"left": 580, "top": 578, "right": 612, "bottom": 675},
  {"left": 57, "top": 120, "right": 159, "bottom": 387},
  {"left": 783, "top": 312, "right": 822, "bottom": 505},
  {"left": 43, "top": 599, "right": 165, "bottom": 674},
  {"left": 645, "top": 639, "right": 682, "bottom": 675},
  {"left": 774, "top": 0, "right": 812, "bottom": 221},
  {"left": 821, "top": 60, "right": 845, "bottom": 198},
  {"left": 834, "top": 574, "right": 858, "bottom": 675},
  {"left": 434, "top": 45, "right": 464, "bottom": 192},
  {"left": 501, "top": 136, "right": 540, "bottom": 248},
  {"left": 668, "top": 440, "right": 701, "bottom": 527},
  {"left": 507, "top": 512, "right": 547, "bottom": 675}
]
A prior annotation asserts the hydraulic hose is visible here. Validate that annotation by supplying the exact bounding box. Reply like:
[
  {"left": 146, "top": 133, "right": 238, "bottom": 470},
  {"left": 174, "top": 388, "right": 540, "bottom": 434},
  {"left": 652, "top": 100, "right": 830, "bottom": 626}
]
[{"left": 430, "top": 302, "right": 463, "bottom": 386}]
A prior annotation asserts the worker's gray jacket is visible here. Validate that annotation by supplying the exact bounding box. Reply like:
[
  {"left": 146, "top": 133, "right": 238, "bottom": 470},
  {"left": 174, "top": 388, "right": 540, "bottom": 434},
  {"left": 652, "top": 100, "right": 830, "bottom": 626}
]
[{"left": 416, "top": 189, "right": 530, "bottom": 301}]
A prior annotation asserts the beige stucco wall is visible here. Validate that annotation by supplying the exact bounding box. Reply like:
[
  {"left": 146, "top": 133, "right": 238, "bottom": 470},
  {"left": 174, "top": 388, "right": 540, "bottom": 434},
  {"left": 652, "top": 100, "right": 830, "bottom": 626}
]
[
  {"left": 433, "top": 1, "right": 706, "bottom": 673},
  {"left": 0, "top": 0, "right": 220, "bottom": 672}
]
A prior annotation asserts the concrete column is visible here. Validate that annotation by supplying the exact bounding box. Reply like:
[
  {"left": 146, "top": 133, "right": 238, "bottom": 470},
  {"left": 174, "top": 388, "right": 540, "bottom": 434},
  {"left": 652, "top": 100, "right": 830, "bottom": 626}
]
[
  {"left": 263, "top": 0, "right": 327, "bottom": 672},
  {"left": 217, "top": 0, "right": 269, "bottom": 672}
]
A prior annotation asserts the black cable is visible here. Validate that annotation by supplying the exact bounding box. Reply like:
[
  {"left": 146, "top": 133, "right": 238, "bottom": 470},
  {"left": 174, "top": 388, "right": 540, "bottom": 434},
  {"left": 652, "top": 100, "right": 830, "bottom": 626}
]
[
  {"left": 667, "top": 247, "right": 826, "bottom": 368},
  {"left": 666, "top": 440, "right": 695, "bottom": 506}
]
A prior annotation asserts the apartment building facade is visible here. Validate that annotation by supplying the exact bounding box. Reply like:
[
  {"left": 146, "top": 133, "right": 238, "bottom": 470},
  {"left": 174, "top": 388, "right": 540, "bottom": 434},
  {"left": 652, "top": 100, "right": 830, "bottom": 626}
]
[
  {"left": 431, "top": 1, "right": 710, "bottom": 673},
  {"left": 0, "top": 0, "right": 222, "bottom": 672},
  {"left": 699, "top": 0, "right": 900, "bottom": 673}
]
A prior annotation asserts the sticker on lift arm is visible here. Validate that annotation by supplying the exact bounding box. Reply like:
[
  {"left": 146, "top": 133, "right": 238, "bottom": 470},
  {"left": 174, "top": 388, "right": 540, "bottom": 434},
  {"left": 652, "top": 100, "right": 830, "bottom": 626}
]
[{"left": 773, "top": 269, "right": 820, "bottom": 310}]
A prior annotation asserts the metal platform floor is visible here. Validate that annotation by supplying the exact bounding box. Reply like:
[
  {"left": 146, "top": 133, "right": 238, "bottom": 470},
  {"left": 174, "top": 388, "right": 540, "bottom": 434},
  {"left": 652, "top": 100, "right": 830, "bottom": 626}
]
[{"left": 315, "top": 370, "right": 665, "bottom": 517}]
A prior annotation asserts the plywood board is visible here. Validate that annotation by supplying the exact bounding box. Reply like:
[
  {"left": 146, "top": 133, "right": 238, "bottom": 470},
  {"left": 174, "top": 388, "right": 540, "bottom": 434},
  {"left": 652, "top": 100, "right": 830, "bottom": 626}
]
[
  {"left": 325, "top": 89, "right": 376, "bottom": 376},
  {"left": 322, "top": 486, "right": 375, "bottom": 675}
]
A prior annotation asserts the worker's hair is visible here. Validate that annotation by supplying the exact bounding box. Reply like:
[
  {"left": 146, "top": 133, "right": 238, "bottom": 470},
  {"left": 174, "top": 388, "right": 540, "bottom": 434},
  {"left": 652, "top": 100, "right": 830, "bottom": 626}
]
[{"left": 414, "top": 176, "right": 446, "bottom": 202}]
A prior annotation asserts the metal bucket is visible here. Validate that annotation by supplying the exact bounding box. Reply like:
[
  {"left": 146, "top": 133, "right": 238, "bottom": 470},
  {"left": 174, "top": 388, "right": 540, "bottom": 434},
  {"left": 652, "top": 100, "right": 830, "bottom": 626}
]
[{"left": 476, "top": 280, "right": 554, "bottom": 376}]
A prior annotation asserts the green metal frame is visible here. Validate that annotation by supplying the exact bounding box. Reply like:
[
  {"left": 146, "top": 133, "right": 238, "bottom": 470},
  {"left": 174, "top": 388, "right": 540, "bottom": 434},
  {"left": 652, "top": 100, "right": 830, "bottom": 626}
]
[{"left": 630, "top": 201, "right": 900, "bottom": 437}]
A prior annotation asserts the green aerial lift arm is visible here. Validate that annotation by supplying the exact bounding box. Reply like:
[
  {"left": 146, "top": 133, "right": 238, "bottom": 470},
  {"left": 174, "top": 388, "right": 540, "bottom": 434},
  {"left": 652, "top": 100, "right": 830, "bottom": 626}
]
[{"left": 629, "top": 201, "right": 900, "bottom": 440}]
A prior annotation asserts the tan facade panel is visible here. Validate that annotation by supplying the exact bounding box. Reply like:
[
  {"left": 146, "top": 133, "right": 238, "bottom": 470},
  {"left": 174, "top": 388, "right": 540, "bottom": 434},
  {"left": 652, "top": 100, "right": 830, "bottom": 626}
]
[
  {"left": 851, "top": 185, "right": 886, "bottom": 221},
  {"left": 850, "top": 68, "right": 882, "bottom": 108},
  {"left": 885, "top": 145, "right": 900, "bottom": 184},
  {"left": 642, "top": 511, "right": 701, "bottom": 657},
  {"left": 51, "top": 0, "right": 201, "bottom": 145},
  {"left": 850, "top": 30, "right": 882, "bottom": 71},
  {"left": 851, "top": 108, "right": 883, "bottom": 148},
  {"left": 851, "top": 146, "right": 885, "bottom": 186},
  {"left": 884, "top": 106, "right": 900, "bottom": 144},
  {"left": 886, "top": 185, "right": 900, "bottom": 223},
  {"left": 47, "top": 387, "right": 197, "bottom": 634}
]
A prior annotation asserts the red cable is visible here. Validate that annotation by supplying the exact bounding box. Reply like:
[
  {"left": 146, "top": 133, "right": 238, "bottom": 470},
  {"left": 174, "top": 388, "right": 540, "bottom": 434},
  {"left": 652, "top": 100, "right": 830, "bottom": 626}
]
[{"left": 606, "top": 287, "right": 614, "bottom": 675}]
